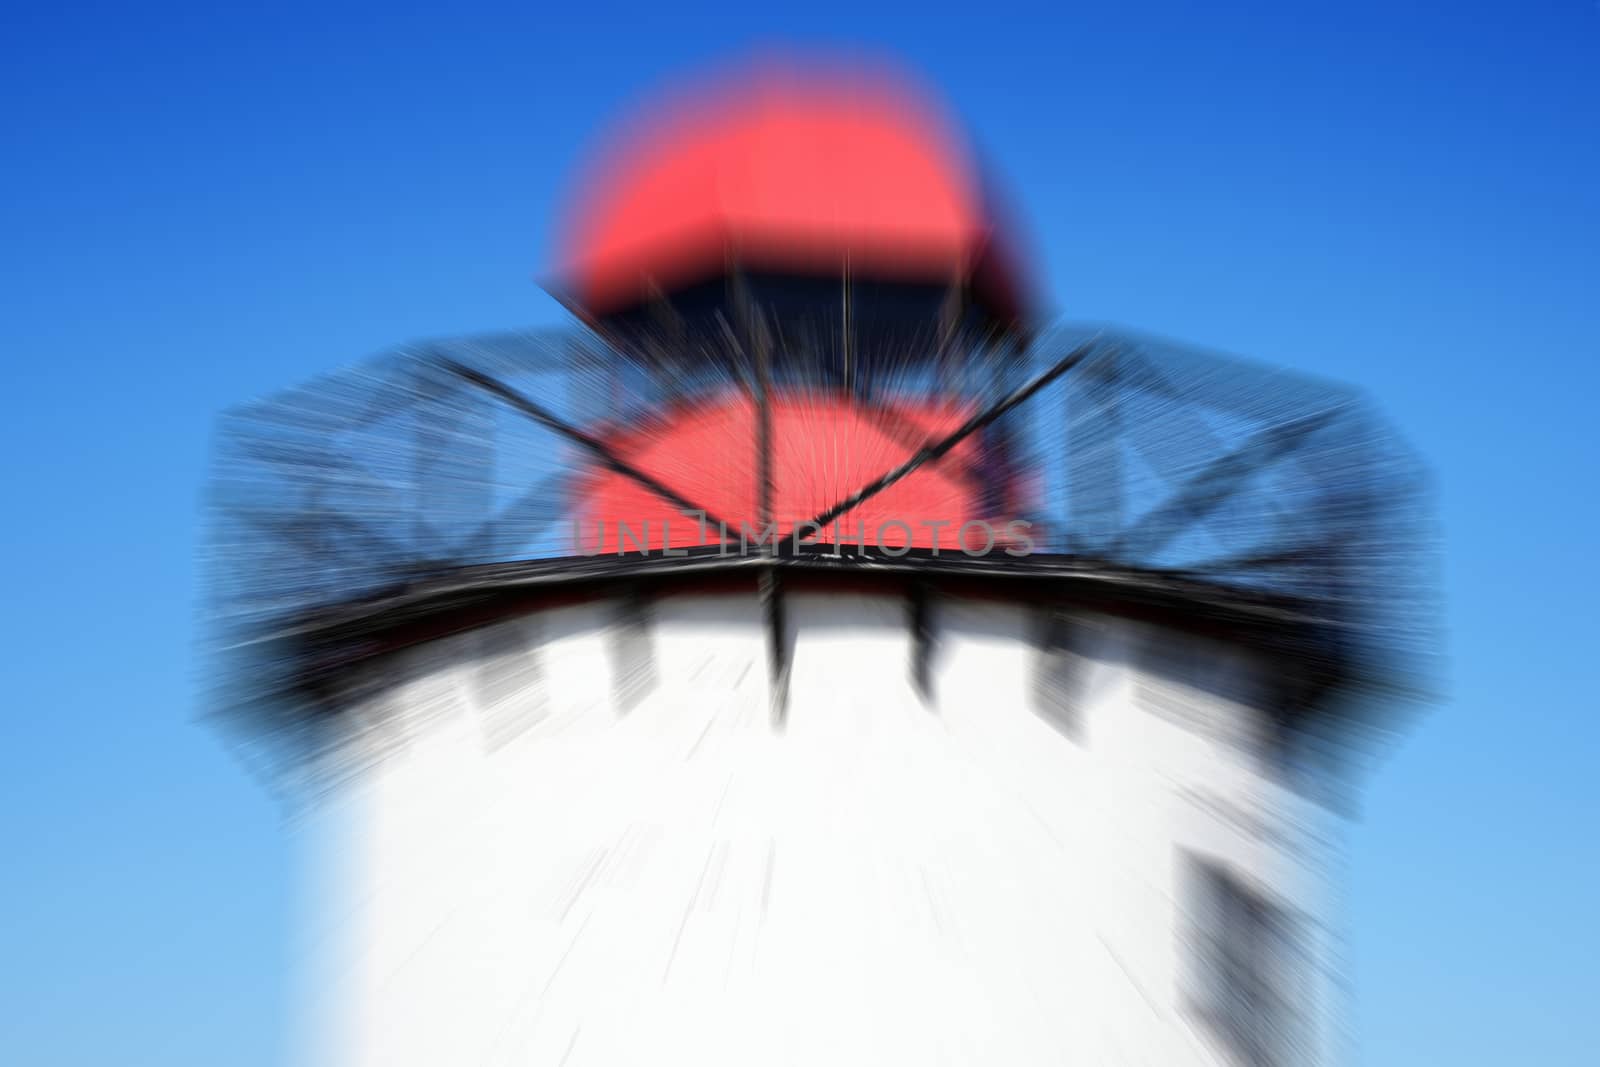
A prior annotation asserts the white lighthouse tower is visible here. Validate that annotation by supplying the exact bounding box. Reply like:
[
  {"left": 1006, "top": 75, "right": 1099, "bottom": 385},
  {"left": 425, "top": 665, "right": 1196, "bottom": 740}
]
[{"left": 207, "top": 63, "right": 1430, "bottom": 1067}]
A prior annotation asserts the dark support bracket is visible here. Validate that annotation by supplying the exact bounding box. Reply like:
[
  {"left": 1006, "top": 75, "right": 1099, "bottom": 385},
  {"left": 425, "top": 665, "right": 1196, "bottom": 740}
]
[
  {"left": 762, "top": 566, "right": 789, "bottom": 724},
  {"left": 438, "top": 358, "right": 735, "bottom": 535},
  {"left": 234, "top": 505, "right": 406, "bottom": 571},
  {"left": 458, "top": 469, "right": 569, "bottom": 561},
  {"left": 610, "top": 585, "right": 656, "bottom": 715},
  {"left": 858, "top": 402, "right": 987, "bottom": 491},
  {"left": 1112, "top": 406, "right": 1342, "bottom": 560},
  {"left": 1031, "top": 605, "right": 1085, "bottom": 743},
  {"left": 804, "top": 337, "right": 1105, "bottom": 531},
  {"left": 750, "top": 311, "right": 774, "bottom": 555},
  {"left": 734, "top": 272, "right": 790, "bottom": 723},
  {"left": 1067, "top": 346, "right": 1122, "bottom": 554},
  {"left": 841, "top": 261, "right": 855, "bottom": 394},
  {"left": 908, "top": 581, "right": 935, "bottom": 704}
]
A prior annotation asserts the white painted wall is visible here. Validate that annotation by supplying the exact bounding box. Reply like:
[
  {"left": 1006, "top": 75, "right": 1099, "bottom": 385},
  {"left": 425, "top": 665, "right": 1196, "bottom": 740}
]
[{"left": 294, "top": 591, "right": 1347, "bottom": 1066}]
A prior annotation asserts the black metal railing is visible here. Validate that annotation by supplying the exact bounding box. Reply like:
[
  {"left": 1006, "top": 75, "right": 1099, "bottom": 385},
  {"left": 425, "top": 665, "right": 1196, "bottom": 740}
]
[{"left": 203, "top": 319, "right": 1435, "bottom": 767}]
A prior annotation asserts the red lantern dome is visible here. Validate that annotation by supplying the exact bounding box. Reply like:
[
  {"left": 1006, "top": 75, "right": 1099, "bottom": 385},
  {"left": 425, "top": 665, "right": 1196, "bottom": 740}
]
[
  {"left": 555, "top": 63, "right": 1031, "bottom": 329},
  {"left": 555, "top": 60, "right": 1038, "bottom": 555}
]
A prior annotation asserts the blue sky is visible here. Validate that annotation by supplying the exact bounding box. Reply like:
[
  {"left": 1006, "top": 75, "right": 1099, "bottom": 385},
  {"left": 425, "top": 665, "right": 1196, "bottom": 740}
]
[{"left": 2, "top": 2, "right": 1596, "bottom": 1063}]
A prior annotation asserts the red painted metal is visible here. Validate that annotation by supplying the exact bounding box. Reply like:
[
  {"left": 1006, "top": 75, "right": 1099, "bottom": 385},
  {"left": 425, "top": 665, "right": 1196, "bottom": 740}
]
[
  {"left": 556, "top": 69, "right": 1029, "bottom": 324},
  {"left": 573, "top": 391, "right": 1024, "bottom": 553}
]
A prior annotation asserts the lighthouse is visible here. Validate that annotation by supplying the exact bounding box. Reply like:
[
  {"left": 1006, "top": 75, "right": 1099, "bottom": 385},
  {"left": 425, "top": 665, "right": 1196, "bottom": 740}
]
[{"left": 207, "top": 61, "right": 1430, "bottom": 1067}]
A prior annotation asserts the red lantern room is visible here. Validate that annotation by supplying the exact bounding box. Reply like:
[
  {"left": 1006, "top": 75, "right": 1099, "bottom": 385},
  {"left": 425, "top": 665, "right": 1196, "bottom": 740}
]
[{"left": 553, "top": 62, "right": 1038, "bottom": 554}]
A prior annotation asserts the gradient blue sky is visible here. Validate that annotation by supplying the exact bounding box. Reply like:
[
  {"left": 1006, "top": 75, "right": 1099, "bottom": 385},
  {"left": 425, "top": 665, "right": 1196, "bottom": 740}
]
[{"left": 3, "top": 2, "right": 1596, "bottom": 1064}]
